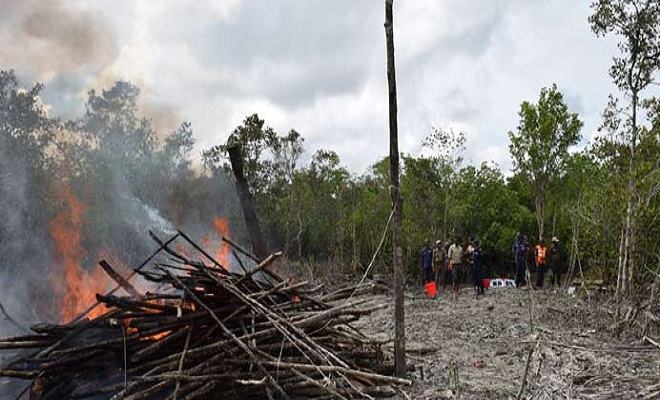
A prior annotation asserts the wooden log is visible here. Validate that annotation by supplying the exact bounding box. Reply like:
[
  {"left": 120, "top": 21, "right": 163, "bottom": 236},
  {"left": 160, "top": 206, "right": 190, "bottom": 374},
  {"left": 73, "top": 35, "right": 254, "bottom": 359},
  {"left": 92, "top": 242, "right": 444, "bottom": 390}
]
[
  {"left": 223, "top": 236, "right": 258, "bottom": 262},
  {"left": 122, "top": 380, "right": 173, "bottom": 400},
  {"left": 45, "top": 321, "right": 176, "bottom": 359},
  {"left": 96, "top": 294, "right": 183, "bottom": 314},
  {"left": 131, "top": 329, "right": 189, "bottom": 363},
  {"left": 70, "top": 382, "right": 124, "bottom": 399},
  {"left": 236, "top": 252, "right": 282, "bottom": 285},
  {"left": 99, "top": 259, "right": 141, "bottom": 297},
  {"left": 0, "top": 368, "right": 39, "bottom": 379},
  {"left": 40, "top": 349, "right": 105, "bottom": 370},
  {"left": 0, "top": 340, "right": 52, "bottom": 349},
  {"left": 34, "top": 319, "right": 95, "bottom": 359},
  {"left": 0, "top": 334, "right": 54, "bottom": 342},
  {"left": 180, "top": 381, "right": 218, "bottom": 400}
]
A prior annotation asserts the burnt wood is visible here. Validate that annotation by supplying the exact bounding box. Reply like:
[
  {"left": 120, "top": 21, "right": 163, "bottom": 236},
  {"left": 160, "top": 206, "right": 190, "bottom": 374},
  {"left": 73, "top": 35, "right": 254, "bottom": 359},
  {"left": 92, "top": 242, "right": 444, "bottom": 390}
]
[{"left": 0, "top": 231, "right": 411, "bottom": 400}]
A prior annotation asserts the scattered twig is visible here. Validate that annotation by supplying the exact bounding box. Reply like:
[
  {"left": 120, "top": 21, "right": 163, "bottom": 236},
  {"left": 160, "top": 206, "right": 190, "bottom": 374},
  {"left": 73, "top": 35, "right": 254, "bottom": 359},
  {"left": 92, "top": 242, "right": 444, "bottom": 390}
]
[
  {"left": 516, "top": 340, "right": 540, "bottom": 400},
  {"left": 643, "top": 336, "right": 660, "bottom": 350},
  {"left": 173, "top": 323, "right": 193, "bottom": 400}
]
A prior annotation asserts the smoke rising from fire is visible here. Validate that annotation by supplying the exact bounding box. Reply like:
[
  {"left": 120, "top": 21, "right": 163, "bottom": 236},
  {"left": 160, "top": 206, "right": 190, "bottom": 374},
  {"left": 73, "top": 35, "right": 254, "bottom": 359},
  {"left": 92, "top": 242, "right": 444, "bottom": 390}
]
[
  {"left": 0, "top": 117, "right": 50, "bottom": 337},
  {"left": 0, "top": 71, "right": 244, "bottom": 339},
  {"left": 0, "top": 0, "right": 118, "bottom": 77},
  {"left": 1, "top": 0, "right": 246, "bottom": 337}
]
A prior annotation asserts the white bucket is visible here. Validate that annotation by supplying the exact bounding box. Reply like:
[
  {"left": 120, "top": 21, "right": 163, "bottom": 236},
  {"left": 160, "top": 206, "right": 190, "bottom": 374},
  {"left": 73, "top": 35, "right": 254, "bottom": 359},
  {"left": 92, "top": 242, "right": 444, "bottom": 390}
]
[{"left": 489, "top": 278, "right": 516, "bottom": 289}]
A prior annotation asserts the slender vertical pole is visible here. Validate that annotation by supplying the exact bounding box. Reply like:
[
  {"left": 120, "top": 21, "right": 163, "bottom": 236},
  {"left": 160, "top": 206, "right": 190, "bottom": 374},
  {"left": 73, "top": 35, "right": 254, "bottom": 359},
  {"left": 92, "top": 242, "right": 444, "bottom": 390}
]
[{"left": 385, "top": 0, "right": 406, "bottom": 378}]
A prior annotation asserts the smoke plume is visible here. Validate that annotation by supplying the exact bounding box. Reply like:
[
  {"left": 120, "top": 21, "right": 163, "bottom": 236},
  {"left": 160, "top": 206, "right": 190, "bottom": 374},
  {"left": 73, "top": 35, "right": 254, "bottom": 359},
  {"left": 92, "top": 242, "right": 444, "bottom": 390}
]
[{"left": 0, "top": 0, "right": 118, "bottom": 76}]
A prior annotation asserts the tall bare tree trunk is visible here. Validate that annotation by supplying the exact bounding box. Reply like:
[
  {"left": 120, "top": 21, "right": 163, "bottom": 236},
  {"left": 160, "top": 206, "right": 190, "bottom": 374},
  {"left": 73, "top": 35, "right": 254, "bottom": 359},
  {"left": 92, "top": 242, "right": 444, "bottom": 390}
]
[
  {"left": 385, "top": 0, "right": 406, "bottom": 378},
  {"left": 564, "top": 189, "right": 582, "bottom": 289},
  {"left": 443, "top": 186, "right": 449, "bottom": 241},
  {"left": 337, "top": 187, "right": 343, "bottom": 263},
  {"left": 551, "top": 203, "right": 558, "bottom": 238},
  {"left": 534, "top": 186, "right": 545, "bottom": 241},
  {"left": 617, "top": 88, "right": 639, "bottom": 301},
  {"left": 227, "top": 143, "right": 269, "bottom": 261}
]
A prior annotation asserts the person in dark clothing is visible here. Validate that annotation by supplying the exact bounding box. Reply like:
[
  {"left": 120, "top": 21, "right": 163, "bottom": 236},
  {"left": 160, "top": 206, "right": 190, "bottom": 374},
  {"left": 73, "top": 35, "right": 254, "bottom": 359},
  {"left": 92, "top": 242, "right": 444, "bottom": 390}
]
[
  {"left": 421, "top": 239, "right": 434, "bottom": 285},
  {"left": 472, "top": 240, "right": 485, "bottom": 297},
  {"left": 524, "top": 235, "right": 534, "bottom": 277},
  {"left": 465, "top": 237, "right": 475, "bottom": 286},
  {"left": 513, "top": 233, "right": 527, "bottom": 287},
  {"left": 548, "top": 237, "right": 562, "bottom": 287}
]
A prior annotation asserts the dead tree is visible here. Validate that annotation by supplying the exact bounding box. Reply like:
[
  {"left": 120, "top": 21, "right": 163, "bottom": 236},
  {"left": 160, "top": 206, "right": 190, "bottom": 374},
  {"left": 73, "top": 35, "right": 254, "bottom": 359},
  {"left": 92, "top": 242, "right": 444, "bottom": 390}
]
[
  {"left": 227, "top": 143, "right": 268, "bottom": 261},
  {"left": 385, "top": 0, "right": 406, "bottom": 378}
]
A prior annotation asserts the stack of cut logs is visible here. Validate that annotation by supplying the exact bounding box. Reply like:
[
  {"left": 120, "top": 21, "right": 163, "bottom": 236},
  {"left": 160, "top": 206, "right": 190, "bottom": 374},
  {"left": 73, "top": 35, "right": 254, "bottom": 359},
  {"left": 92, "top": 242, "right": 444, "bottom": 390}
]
[{"left": 0, "top": 231, "right": 408, "bottom": 399}]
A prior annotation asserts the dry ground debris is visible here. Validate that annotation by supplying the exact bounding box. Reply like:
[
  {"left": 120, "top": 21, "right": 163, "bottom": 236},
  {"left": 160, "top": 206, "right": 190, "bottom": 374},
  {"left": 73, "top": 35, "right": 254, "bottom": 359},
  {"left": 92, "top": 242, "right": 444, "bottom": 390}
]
[{"left": 354, "top": 285, "right": 660, "bottom": 400}]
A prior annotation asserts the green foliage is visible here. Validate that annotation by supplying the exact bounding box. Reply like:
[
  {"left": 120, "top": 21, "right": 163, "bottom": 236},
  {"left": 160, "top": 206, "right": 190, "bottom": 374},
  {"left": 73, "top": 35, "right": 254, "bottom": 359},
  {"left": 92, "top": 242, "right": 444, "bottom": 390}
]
[
  {"left": 84, "top": 82, "right": 157, "bottom": 171},
  {"left": 162, "top": 121, "right": 195, "bottom": 175},
  {"left": 294, "top": 150, "right": 350, "bottom": 260},
  {"left": 589, "top": 0, "right": 660, "bottom": 297},
  {"left": 454, "top": 163, "right": 529, "bottom": 260},
  {"left": 0, "top": 70, "right": 55, "bottom": 168},
  {"left": 589, "top": 0, "right": 660, "bottom": 96},
  {"left": 508, "top": 84, "right": 583, "bottom": 239},
  {"left": 202, "top": 114, "right": 278, "bottom": 197},
  {"left": 401, "top": 155, "right": 443, "bottom": 249},
  {"left": 0, "top": 70, "right": 57, "bottom": 274},
  {"left": 421, "top": 127, "right": 466, "bottom": 239}
]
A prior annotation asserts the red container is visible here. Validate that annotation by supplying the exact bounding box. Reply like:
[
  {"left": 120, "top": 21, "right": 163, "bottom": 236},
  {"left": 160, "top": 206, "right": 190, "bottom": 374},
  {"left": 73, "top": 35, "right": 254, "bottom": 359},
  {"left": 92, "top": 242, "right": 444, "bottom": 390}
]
[
  {"left": 425, "top": 282, "right": 437, "bottom": 298},
  {"left": 482, "top": 278, "right": 490, "bottom": 290}
]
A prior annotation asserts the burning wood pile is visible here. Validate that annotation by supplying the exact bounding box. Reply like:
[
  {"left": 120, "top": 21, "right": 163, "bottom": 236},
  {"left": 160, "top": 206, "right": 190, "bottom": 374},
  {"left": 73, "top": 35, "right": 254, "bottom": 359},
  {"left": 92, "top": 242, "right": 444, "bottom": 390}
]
[{"left": 1, "top": 231, "right": 409, "bottom": 399}]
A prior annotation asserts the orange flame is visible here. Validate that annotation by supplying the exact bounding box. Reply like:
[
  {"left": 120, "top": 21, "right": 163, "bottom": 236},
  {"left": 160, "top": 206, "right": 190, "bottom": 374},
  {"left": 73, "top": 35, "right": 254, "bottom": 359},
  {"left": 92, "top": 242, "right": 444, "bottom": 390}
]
[
  {"left": 175, "top": 243, "right": 192, "bottom": 258},
  {"left": 49, "top": 183, "right": 110, "bottom": 322},
  {"left": 213, "top": 217, "right": 230, "bottom": 268},
  {"left": 146, "top": 331, "right": 171, "bottom": 341}
]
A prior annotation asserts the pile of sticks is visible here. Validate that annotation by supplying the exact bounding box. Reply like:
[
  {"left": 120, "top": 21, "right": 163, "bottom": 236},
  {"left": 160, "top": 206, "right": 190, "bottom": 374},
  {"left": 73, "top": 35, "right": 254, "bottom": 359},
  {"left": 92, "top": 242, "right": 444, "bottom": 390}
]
[{"left": 0, "top": 230, "right": 409, "bottom": 400}]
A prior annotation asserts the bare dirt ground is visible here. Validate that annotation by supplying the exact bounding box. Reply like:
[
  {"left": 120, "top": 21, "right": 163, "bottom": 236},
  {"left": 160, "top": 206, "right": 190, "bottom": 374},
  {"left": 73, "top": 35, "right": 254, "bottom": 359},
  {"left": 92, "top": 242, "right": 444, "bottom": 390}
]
[{"left": 352, "top": 284, "right": 660, "bottom": 400}]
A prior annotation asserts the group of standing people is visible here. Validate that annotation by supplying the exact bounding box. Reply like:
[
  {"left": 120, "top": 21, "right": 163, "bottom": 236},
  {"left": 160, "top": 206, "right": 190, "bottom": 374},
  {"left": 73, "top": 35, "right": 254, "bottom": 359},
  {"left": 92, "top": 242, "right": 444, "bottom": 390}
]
[
  {"left": 421, "top": 233, "right": 564, "bottom": 299},
  {"left": 421, "top": 236, "right": 486, "bottom": 299},
  {"left": 513, "top": 233, "right": 562, "bottom": 289}
]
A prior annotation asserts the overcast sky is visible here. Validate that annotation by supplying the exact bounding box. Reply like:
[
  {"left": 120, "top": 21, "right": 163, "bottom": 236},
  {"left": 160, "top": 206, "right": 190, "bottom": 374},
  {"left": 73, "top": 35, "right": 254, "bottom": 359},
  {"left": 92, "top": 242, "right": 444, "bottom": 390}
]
[{"left": 1, "top": 0, "right": 620, "bottom": 175}]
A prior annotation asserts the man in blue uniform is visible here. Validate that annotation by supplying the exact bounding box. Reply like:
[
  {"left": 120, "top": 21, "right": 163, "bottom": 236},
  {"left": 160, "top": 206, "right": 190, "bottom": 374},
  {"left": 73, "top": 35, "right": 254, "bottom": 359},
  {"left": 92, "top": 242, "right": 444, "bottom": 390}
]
[
  {"left": 513, "top": 233, "right": 527, "bottom": 287},
  {"left": 421, "top": 239, "right": 434, "bottom": 285}
]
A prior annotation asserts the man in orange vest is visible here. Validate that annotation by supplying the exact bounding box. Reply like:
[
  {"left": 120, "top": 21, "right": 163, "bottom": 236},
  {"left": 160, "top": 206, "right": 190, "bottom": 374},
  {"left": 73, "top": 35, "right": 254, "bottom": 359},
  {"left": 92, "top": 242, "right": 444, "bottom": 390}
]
[{"left": 535, "top": 238, "right": 547, "bottom": 289}]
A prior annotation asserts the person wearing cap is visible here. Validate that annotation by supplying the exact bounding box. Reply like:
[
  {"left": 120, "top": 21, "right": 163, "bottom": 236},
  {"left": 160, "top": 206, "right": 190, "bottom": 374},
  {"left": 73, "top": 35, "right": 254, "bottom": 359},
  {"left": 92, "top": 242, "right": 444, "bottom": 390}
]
[
  {"left": 548, "top": 237, "right": 562, "bottom": 287},
  {"left": 432, "top": 239, "right": 446, "bottom": 289},
  {"left": 447, "top": 236, "right": 464, "bottom": 299}
]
